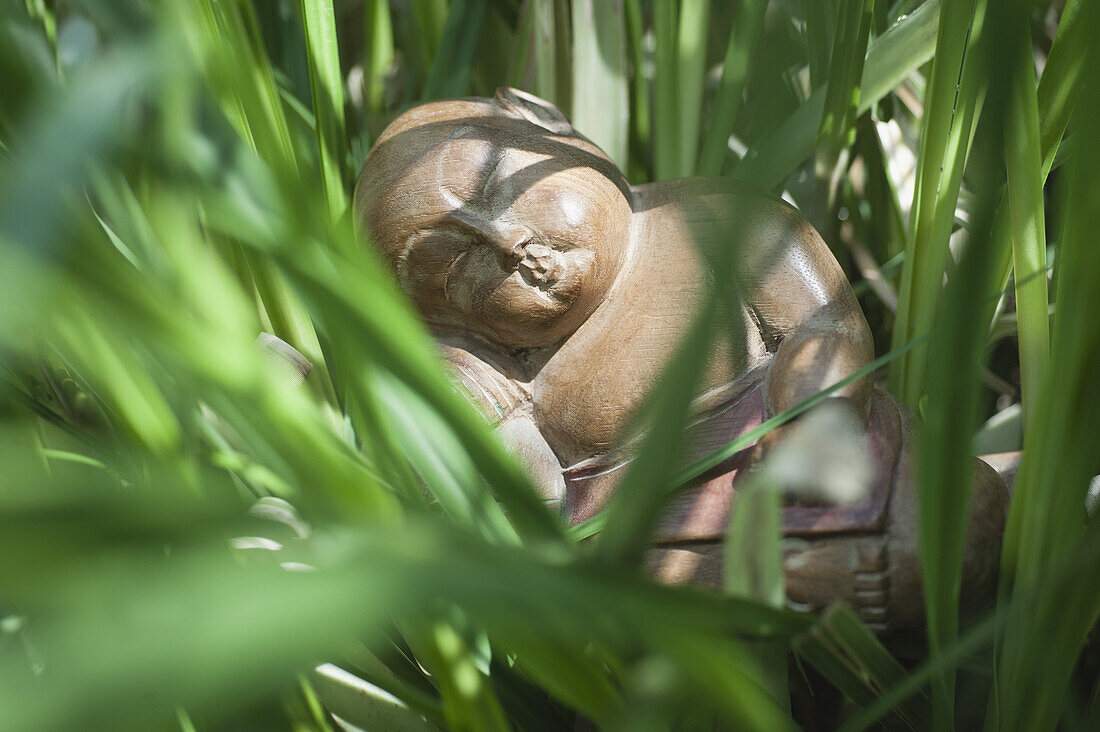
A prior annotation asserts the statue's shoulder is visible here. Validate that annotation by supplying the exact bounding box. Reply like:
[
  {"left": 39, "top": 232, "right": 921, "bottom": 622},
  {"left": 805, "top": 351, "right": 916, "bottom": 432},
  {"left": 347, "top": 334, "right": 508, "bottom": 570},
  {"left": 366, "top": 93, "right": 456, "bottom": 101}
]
[
  {"left": 627, "top": 177, "right": 816, "bottom": 268},
  {"left": 630, "top": 176, "right": 789, "bottom": 214}
]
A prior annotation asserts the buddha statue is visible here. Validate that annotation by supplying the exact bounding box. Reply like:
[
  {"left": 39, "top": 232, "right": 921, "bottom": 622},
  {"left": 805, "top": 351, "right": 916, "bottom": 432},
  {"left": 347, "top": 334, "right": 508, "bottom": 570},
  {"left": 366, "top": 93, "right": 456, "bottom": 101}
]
[{"left": 355, "top": 87, "right": 1009, "bottom": 633}]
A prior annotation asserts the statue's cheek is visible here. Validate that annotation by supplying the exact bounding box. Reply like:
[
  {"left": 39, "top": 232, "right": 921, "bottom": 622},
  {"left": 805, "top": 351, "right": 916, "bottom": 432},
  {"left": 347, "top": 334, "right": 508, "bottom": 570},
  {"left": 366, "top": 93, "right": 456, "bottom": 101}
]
[
  {"left": 551, "top": 250, "right": 597, "bottom": 300},
  {"left": 446, "top": 246, "right": 507, "bottom": 312}
]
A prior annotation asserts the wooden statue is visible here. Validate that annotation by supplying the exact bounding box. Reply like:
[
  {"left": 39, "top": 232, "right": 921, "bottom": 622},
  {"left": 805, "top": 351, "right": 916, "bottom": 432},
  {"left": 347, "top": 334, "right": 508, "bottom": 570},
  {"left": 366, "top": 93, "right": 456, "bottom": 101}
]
[{"left": 355, "top": 88, "right": 1009, "bottom": 633}]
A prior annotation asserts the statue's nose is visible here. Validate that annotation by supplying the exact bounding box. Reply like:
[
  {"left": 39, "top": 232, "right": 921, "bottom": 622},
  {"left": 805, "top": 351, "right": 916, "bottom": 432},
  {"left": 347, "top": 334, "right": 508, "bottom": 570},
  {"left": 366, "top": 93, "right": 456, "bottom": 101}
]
[{"left": 489, "top": 225, "right": 531, "bottom": 271}]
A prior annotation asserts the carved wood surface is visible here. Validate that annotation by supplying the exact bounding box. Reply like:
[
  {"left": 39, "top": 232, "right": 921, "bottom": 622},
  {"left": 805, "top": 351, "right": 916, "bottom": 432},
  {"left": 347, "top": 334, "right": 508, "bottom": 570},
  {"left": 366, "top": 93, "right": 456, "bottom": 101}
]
[{"left": 355, "top": 87, "right": 1010, "bottom": 633}]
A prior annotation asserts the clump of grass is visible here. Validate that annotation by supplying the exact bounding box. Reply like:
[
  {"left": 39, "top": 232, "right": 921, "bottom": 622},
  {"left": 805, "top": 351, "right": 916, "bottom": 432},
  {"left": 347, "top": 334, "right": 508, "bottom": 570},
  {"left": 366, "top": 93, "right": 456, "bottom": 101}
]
[{"left": 1, "top": 1, "right": 1097, "bottom": 729}]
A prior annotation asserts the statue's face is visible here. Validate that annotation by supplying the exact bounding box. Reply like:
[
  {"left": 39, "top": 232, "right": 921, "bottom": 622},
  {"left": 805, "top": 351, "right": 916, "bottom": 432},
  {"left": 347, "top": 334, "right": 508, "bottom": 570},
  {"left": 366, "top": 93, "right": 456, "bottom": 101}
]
[{"left": 358, "top": 106, "right": 632, "bottom": 349}]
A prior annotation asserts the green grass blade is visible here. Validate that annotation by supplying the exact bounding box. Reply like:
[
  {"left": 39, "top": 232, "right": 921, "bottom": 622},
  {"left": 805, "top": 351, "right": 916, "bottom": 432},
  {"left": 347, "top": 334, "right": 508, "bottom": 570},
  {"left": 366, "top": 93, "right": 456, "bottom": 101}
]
[
  {"left": 803, "top": 0, "right": 833, "bottom": 90},
  {"left": 675, "top": 0, "right": 709, "bottom": 179},
  {"left": 371, "top": 368, "right": 518, "bottom": 544},
  {"left": 530, "top": 0, "right": 558, "bottom": 103},
  {"left": 571, "top": 0, "right": 628, "bottom": 170},
  {"left": 403, "top": 619, "right": 510, "bottom": 732},
  {"left": 724, "top": 472, "right": 788, "bottom": 709},
  {"left": 298, "top": 0, "right": 350, "bottom": 225},
  {"left": 915, "top": 8, "right": 1002, "bottom": 715},
  {"left": 813, "top": 0, "right": 876, "bottom": 235},
  {"left": 652, "top": 0, "right": 679, "bottom": 181},
  {"left": 724, "top": 475, "right": 784, "bottom": 609},
  {"left": 996, "top": 528, "right": 1100, "bottom": 731},
  {"left": 982, "top": 0, "right": 1085, "bottom": 342},
  {"left": 889, "top": 0, "right": 988, "bottom": 408},
  {"left": 624, "top": 0, "right": 650, "bottom": 178},
  {"left": 593, "top": 299, "right": 716, "bottom": 563},
  {"left": 1003, "top": 6, "right": 1049, "bottom": 424},
  {"left": 509, "top": 0, "right": 558, "bottom": 104},
  {"left": 507, "top": 0, "right": 536, "bottom": 90},
  {"left": 488, "top": 631, "right": 621, "bottom": 724},
  {"left": 1036, "top": 0, "right": 1086, "bottom": 181},
  {"left": 696, "top": 0, "right": 766, "bottom": 176},
  {"left": 997, "top": 15, "right": 1100, "bottom": 725},
  {"left": 271, "top": 242, "right": 566, "bottom": 545},
  {"left": 838, "top": 612, "right": 1003, "bottom": 731},
  {"left": 183, "top": 1, "right": 335, "bottom": 388},
  {"left": 422, "top": 0, "right": 489, "bottom": 101},
  {"left": 795, "top": 605, "right": 931, "bottom": 730},
  {"left": 412, "top": 0, "right": 450, "bottom": 71},
  {"left": 363, "top": 0, "right": 395, "bottom": 114}
]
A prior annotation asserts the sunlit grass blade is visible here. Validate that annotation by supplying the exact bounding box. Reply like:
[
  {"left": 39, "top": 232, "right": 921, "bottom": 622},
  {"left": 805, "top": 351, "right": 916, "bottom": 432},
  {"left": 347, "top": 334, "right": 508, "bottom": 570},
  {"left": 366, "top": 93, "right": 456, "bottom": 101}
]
[
  {"left": 298, "top": 0, "right": 348, "bottom": 226},
  {"left": 1003, "top": 6, "right": 1049, "bottom": 424},
  {"left": 652, "top": 0, "right": 679, "bottom": 181},
  {"left": 403, "top": 618, "right": 510, "bottom": 732},
  {"left": 982, "top": 0, "right": 1086, "bottom": 338},
  {"left": 571, "top": 0, "right": 628, "bottom": 169},
  {"left": 362, "top": 0, "right": 394, "bottom": 115},
  {"left": 1037, "top": 0, "right": 1085, "bottom": 180},
  {"left": 915, "top": 6, "right": 1001, "bottom": 715},
  {"left": 309, "top": 665, "right": 439, "bottom": 732},
  {"left": 371, "top": 368, "right": 518, "bottom": 544},
  {"left": 696, "top": 0, "right": 766, "bottom": 176},
  {"left": 724, "top": 473, "right": 787, "bottom": 709},
  {"left": 733, "top": 0, "right": 939, "bottom": 191},
  {"left": 813, "top": 0, "right": 875, "bottom": 235},
  {"left": 889, "top": 0, "right": 988, "bottom": 408},
  {"left": 673, "top": 0, "right": 708, "bottom": 179},
  {"left": 183, "top": 1, "right": 334, "bottom": 387},
  {"left": 997, "top": 10, "right": 1100, "bottom": 725},
  {"left": 189, "top": 0, "right": 298, "bottom": 174}
]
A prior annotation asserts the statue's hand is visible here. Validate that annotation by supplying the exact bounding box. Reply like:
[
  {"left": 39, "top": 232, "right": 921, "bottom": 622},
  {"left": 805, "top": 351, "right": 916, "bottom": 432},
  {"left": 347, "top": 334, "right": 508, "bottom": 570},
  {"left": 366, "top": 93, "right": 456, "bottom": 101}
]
[
  {"left": 439, "top": 344, "right": 566, "bottom": 509},
  {"left": 763, "top": 321, "right": 873, "bottom": 420}
]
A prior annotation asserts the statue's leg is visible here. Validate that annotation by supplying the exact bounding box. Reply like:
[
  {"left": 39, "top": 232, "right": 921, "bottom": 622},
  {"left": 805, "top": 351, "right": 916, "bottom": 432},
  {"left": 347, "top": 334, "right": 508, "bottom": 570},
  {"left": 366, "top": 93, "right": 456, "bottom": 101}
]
[{"left": 645, "top": 390, "right": 1011, "bottom": 634}]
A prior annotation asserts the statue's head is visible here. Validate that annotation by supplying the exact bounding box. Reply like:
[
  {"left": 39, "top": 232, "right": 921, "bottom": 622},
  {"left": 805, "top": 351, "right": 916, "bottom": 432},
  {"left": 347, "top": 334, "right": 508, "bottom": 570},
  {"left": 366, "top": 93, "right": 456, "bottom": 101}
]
[{"left": 355, "top": 88, "right": 633, "bottom": 349}]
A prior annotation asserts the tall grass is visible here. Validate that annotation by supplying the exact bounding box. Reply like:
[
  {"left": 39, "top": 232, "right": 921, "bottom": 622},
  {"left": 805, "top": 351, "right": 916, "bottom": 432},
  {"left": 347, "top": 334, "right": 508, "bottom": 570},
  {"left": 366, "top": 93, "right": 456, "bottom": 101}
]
[{"left": 1, "top": 1, "right": 1097, "bottom": 729}]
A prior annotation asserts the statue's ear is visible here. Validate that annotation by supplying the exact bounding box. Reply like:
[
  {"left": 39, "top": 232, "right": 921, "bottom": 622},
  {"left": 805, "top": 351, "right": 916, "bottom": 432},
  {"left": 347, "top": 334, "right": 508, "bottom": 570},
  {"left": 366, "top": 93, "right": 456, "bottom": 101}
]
[{"left": 493, "top": 87, "right": 574, "bottom": 135}]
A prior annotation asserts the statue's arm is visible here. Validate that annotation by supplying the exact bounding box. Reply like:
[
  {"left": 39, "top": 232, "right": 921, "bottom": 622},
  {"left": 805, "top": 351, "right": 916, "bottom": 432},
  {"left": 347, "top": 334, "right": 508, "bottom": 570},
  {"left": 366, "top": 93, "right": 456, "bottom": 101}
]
[
  {"left": 737, "top": 202, "right": 874, "bottom": 418},
  {"left": 439, "top": 344, "right": 567, "bottom": 506}
]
